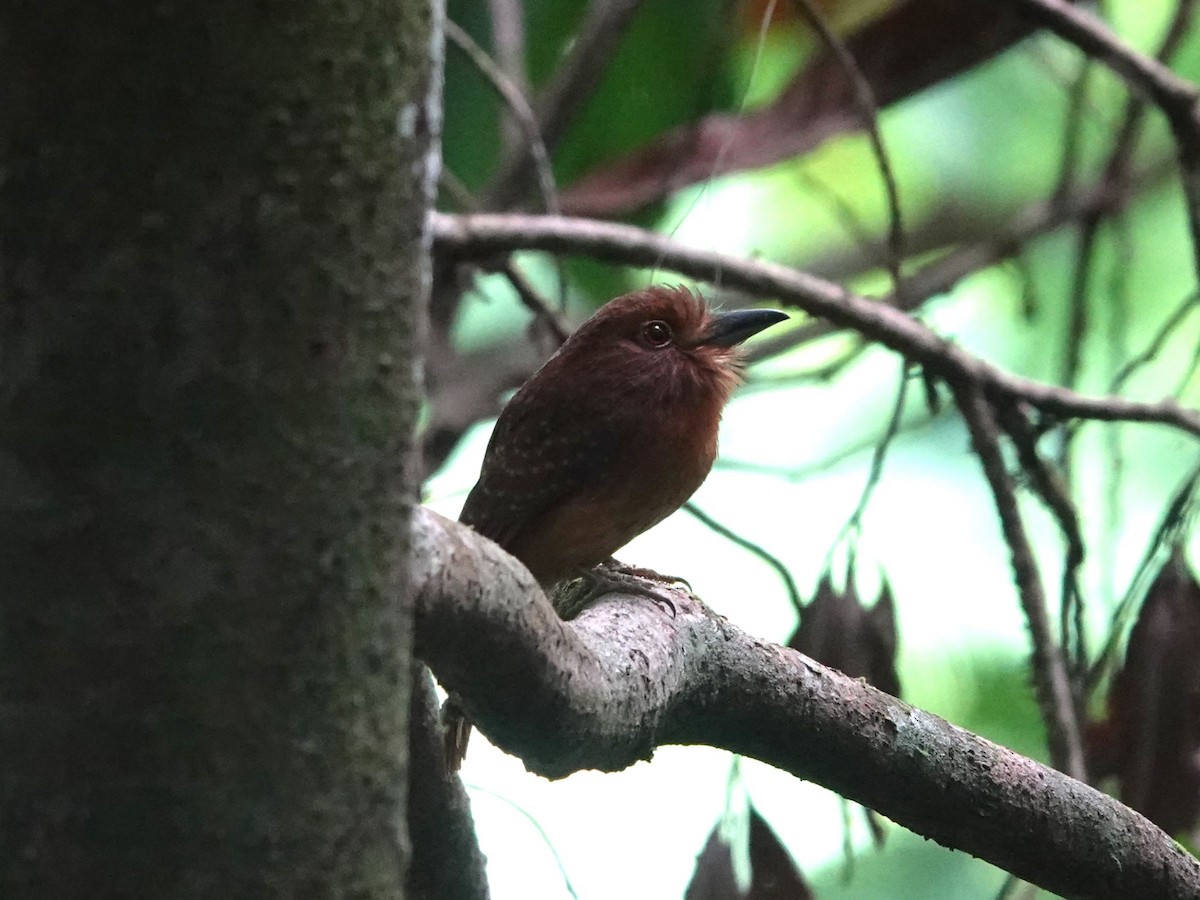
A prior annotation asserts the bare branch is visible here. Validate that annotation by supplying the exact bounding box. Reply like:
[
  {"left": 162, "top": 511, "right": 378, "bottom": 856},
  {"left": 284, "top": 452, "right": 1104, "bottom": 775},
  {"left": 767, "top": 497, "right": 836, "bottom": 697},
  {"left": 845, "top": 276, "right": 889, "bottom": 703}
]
[
  {"left": 461, "top": 784, "right": 580, "bottom": 900},
  {"left": 1004, "top": 0, "right": 1200, "bottom": 283},
  {"left": 1004, "top": 0, "right": 1200, "bottom": 112},
  {"left": 682, "top": 502, "right": 803, "bottom": 615},
  {"left": 486, "top": 0, "right": 528, "bottom": 155},
  {"left": 437, "top": 169, "right": 569, "bottom": 343},
  {"left": 834, "top": 359, "right": 911, "bottom": 550},
  {"left": 745, "top": 176, "right": 1137, "bottom": 364},
  {"left": 486, "top": 0, "right": 646, "bottom": 209},
  {"left": 444, "top": 20, "right": 560, "bottom": 221},
  {"left": 1110, "top": 290, "right": 1200, "bottom": 392},
  {"left": 1100, "top": 0, "right": 1197, "bottom": 185},
  {"left": 951, "top": 383, "right": 1086, "bottom": 780},
  {"left": 1056, "top": 0, "right": 1196, "bottom": 434},
  {"left": 431, "top": 211, "right": 1200, "bottom": 436},
  {"left": 412, "top": 508, "right": 1200, "bottom": 900},
  {"left": 499, "top": 262, "right": 570, "bottom": 345},
  {"left": 1020, "top": 0, "right": 1197, "bottom": 678},
  {"left": 408, "top": 665, "right": 490, "bottom": 900},
  {"left": 442, "top": 20, "right": 570, "bottom": 312},
  {"left": 995, "top": 402, "right": 1088, "bottom": 683}
]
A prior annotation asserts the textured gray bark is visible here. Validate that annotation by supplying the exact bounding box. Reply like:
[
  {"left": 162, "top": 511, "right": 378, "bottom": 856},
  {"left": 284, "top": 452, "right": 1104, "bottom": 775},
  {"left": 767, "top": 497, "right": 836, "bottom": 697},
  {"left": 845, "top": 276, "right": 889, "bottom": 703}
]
[
  {"left": 413, "top": 508, "right": 1200, "bottom": 900},
  {"left": 0, "top": 2, "right": 434, "bottom": 897},
  {"left": 408, "top": 667, "right": 490, "bottom": 900}
]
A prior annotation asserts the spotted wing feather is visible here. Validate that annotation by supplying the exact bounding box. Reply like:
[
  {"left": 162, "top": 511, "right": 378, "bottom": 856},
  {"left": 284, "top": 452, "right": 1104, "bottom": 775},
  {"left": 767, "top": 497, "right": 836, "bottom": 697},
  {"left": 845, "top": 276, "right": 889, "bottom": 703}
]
[{"left": 459, "top": 395, "right": 619, "bottom": 554}]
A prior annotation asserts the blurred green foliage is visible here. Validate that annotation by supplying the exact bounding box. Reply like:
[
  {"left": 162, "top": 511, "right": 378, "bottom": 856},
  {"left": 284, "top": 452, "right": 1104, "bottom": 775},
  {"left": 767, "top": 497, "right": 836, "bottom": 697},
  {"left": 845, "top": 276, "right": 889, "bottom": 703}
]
[
  {"left": 436, "top": 1, "right": 1200, "bottom": 897},
  {"left": 444, "top": 0, "right": 729, "bottom": 191}
]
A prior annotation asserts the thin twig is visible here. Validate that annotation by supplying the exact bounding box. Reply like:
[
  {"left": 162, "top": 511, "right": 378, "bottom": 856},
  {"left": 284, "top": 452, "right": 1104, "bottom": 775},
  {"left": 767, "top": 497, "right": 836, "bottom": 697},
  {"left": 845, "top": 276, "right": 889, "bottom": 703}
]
[
  {"left": 715, "top": 410, "right": 934, "bottom": 484},
  {"left": 1056, "top": 211, "right": 1099, "bottom": 675},
  {"left": 444, "top": 18, "right": 569, "bottom": 308},
  {"left": 1023, "top": 40, "right": 1120, "bottom": 138},
  {"left": 439, "top": 167, "right": 482, "bottom": 211},
  {"left": 1176, "top": 329, "right": 1200, "bottom": 394},
  {"left": 793, "top": 167, "right": 883, "bottom": 260},
  {"left": 1100, "top": 0, "right": 1197, "bottom": 188},
  {"left": 1004, "top": 0, "right": 1200, "bottom": 285},
  {"left": 1058, "top": 225, "right": 1099, "bottom": 462},
  {"left": 830, "top": 360, "right": 911, "bottom": 559},
  {"left": 1050, "top": 57, "right": 1094, "bottom": 204},
  {"left": 994, "top": 872, "right": 1021, "bottom": 900},
  {"left": 1010, "top": 254, "right": 1040, "bottom": 320},
  {"left": 994, "top": 404, "right": 1087, "bottom": 687},
  {"left": 682, "top": 502, "right": 803, "bottom": 616},
  {"left": 656, "top": 0, "right": 779, "bottom": 275},
  {"left": 1057, "top": 0, "right": 1196, "bottom": 458},
  {"left": 432, "top": 211, "right": 1200, "bottom": 437},
  {"left": 839, "top": 795, "right": 858, "bottom": 882},
  {"left": 790, "top": 0, "right": 905, "bottom": 296},
  {"left": 743, "top": 173, "right": 1145, "bottom": 365},
  {"left": 444, "top": 20, "right": 561, "bottom": 223},
  {"left": 1049, "top": 1, "right": 1199, "bottom": 635},
  {"left": 1053, "top": 0, "right": 1199, "bottom": 466},
  {"left": 1101, "top": 216, "right": 1133, "bottom": 610},
  {"left": 1110, "top": 291, "right": 1200, "bottom": 392},
  {"left": 437, "top": 169, "right": 569, "bottom": 343},
  {"left": 1041, "top": 2, "right": 1103, "bottom": 438},
  {"left": 499, "top": 263, "right": 570, "bottom": 345},
  {"left": 1086, "top": 458, "right": 1200, "bottom": 693},
  {"left": 485, "top": 0, "right": 646, "bottom": 209},
  {"left": 465, "top": 783, "right": 580, "bottom": 900},
  {"left": 1007, "top": 0, "right": 1199, "bottom": 111},
  {"left": 487, "top": 0, "right": 529, "bottom": 155},
  {"left": 952, "top": 383, "right": 1086, "bottom": 780}
]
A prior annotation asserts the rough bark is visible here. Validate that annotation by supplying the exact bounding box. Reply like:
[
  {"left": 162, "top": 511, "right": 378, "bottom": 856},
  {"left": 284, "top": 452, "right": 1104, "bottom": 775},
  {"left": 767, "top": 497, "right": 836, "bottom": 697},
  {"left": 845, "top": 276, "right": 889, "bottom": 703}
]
[
  {"left": 0, "top": 1, "right": 434, "bottom": 896},
  {"left": 407, "top": 666, "right": 490, "bottom": 900},
  {"left": 413, "top": 508, "right": 1200, "bottom": 900}
]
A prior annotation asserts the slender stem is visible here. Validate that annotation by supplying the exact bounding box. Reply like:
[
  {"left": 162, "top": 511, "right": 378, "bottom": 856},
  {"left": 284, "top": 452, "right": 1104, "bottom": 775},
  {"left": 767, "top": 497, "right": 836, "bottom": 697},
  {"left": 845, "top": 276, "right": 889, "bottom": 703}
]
[
  {"left": 952, "top": 384, "right": 1086, "bottom": 780},
  {"left": 485, "top": 0, "right": 646, "bottom": 208},
  {"left": 486, "top": 0, "right": 528, "bottom": 155}
]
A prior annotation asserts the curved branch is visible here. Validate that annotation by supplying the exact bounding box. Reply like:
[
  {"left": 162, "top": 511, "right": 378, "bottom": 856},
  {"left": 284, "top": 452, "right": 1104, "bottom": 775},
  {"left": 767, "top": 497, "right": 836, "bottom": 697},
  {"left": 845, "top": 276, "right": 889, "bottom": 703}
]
[
  {"left": 431, "top": 211, "right": 1200, "bottom": 436},
  {"left": 411, "top": 508, "right": 1200, "bottom": 900}
]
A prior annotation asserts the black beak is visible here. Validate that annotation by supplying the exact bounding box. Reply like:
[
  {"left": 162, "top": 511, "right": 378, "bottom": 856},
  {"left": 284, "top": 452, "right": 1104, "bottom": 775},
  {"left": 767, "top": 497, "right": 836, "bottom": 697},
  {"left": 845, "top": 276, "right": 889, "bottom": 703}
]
[{"left": 702, "top": 308, "right": 789, "bottom": 347}]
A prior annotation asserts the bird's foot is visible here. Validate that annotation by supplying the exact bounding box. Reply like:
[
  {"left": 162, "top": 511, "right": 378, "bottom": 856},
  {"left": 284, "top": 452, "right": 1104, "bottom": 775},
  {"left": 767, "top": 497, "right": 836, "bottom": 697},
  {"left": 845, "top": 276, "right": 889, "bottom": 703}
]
[
  {"left": 599, "top": 557, "right": 692, "bottom": 592},
  {"left": 552, "top": 559, "right": 689, "bottom": 620}
]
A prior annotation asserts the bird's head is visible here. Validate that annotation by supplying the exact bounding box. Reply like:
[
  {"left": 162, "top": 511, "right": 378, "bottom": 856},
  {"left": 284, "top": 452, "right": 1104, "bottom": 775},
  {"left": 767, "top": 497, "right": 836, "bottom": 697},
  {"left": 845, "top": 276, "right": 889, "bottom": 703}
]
[{"left": 553, "top": 286, "right": 788, "bottom": 408}]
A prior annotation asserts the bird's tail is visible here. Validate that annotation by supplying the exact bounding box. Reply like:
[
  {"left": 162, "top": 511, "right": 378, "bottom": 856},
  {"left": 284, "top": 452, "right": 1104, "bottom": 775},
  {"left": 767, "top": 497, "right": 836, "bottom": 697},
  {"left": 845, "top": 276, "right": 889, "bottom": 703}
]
[{"left": 441, "top": 697, "right": 473, "bottom": 774}]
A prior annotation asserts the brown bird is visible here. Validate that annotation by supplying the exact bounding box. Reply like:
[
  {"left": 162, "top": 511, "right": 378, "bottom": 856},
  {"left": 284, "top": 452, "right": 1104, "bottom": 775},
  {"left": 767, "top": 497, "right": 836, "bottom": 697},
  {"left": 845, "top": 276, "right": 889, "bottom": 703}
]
[{"left": 444, "top": 285, "right": 787, "bottom": 770}]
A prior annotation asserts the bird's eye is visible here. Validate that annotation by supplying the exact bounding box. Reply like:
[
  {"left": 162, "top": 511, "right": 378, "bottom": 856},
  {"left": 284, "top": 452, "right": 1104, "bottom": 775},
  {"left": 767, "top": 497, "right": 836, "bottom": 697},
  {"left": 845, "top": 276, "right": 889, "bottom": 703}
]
[{"left": 641, "top": 320, "right": 673, "bottom": 348}]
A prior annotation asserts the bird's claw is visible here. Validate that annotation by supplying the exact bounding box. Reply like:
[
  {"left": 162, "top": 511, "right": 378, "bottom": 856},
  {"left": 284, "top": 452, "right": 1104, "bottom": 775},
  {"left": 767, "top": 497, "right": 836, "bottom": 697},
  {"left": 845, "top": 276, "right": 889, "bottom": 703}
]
[
  {"left": 552, "top": 560, "right": 688, "bottom": 620},
  {"left": 649, "top": 592, "right": 677, "bottom": 618},
  {"left": 599, "top": 558, "right": 691, "bottom": 591}
]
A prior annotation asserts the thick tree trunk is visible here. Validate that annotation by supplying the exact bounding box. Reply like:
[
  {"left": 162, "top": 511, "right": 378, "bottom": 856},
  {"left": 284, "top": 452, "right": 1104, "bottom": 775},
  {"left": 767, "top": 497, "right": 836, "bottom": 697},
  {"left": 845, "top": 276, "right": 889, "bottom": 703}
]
[{"left": 0, "top": 2, "right": 435, "bottom": 897}]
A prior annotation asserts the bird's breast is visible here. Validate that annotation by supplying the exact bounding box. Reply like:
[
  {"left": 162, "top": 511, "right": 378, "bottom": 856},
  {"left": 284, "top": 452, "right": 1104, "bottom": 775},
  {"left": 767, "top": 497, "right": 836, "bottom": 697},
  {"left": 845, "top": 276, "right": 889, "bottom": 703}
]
[{"left": 512, "top": 405, "right": 719, "bottom": 586}]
